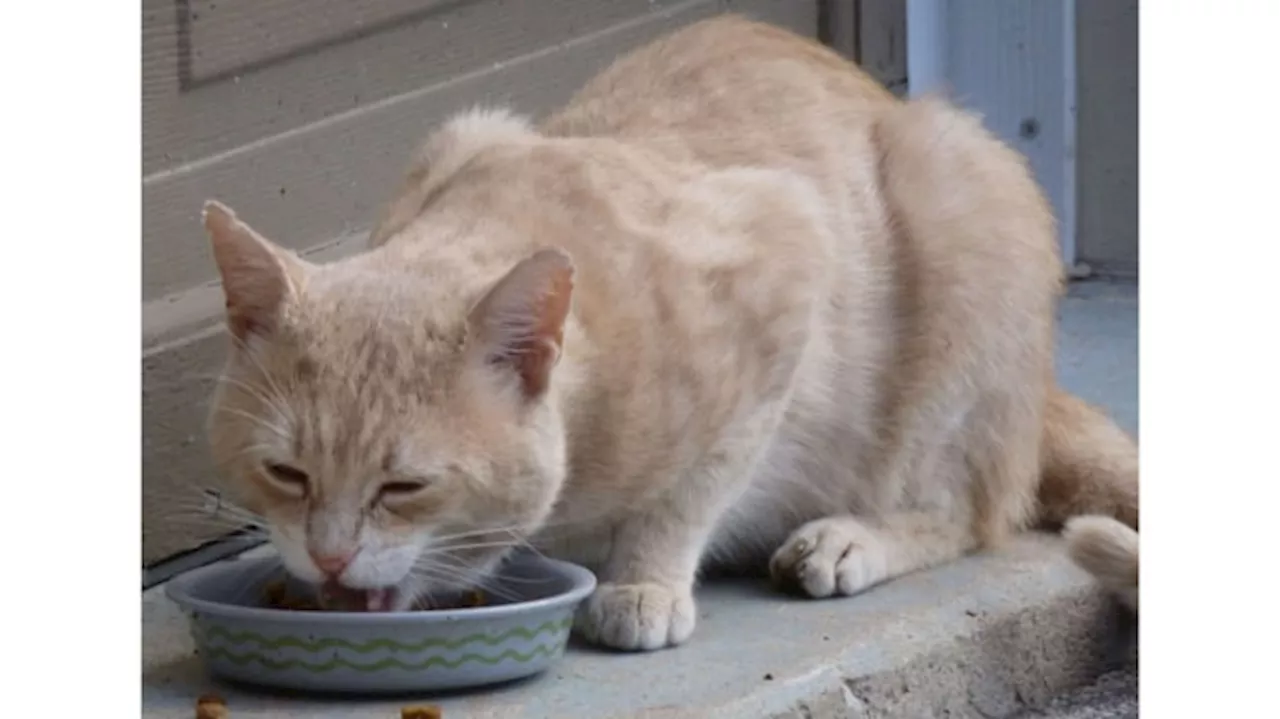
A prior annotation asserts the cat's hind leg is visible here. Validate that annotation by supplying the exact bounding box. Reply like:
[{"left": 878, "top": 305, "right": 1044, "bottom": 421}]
[{"left": 769, "top": 513, "right": 975, "bottom": 598}]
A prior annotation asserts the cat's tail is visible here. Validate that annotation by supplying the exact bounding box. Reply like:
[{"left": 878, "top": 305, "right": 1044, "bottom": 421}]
[
  {"left": 1037, "top": 387, "right": 1139, "bottom": 611},
  {"left": 1062, "top": 515, "right": 1138, "bottom": 611}
]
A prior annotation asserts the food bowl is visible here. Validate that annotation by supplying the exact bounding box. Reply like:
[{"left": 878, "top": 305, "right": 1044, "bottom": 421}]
[{"left": 166, "top": 552, "right": 596, "bottom": 694}]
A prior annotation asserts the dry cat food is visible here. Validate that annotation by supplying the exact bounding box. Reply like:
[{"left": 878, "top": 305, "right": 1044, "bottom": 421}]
[
  {"left": 261, "top": 580, "right": 321, "bottom": 611},
  {"left": 401, "top": 706, "right": 444, "bottom": 719},
  {"left": 450, "top": 589, "right": 488, "bottom": 609},
  {"left": 261, "top": 580, "right": 487, "bottom": 612},
  {"left": 194, "top": 694, "right": 229, "bottom": 719}
]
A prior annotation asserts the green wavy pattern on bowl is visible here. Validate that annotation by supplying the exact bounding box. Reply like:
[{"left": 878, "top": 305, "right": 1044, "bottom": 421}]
[
  {"left": 201, "top": 643, "right": 565, "bottom": 673},
  {"left": 195, "top": 616, "right": 572, "bottom": 654}
]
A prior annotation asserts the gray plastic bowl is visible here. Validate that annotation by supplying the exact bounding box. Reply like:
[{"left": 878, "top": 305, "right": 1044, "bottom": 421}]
[{"left": 166, "top": 553, "right": 596, "bottom": 695}]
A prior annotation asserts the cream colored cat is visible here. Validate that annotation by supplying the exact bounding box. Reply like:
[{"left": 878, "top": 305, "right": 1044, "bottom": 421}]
[{"left": 203, "top": 16, "right": 1138, "bottom": 650}]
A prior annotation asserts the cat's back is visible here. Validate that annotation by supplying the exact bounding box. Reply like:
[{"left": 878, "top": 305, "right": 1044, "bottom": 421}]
[
  {"left": 542, "top": 15, "right": 896, "bottom": 173},
  {"left": 369, "top": 15, "right": 900, "bottom": 409},
  {"left": 529, "top": 14, "right": 900, "bottom": 350},
  {"left": 375, "top": 16, "right": 897, "bottom": 295}
]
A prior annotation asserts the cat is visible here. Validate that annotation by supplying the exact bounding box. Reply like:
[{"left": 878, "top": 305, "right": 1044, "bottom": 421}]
[{"left": 202, "top": 15, "right": 1138, "bottom": 651}]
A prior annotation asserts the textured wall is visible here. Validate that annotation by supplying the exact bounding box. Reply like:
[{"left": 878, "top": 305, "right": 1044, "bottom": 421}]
[{"left": 1076, "top": 0, "right": 1139, "bottom": 276}]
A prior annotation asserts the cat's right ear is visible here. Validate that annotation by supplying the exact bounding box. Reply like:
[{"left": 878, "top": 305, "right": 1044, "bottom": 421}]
[
  {"left": 203, "top": 200, "right": 307, "bottom": 341},
  {"left": 466, "top": 248, "right": 575, "bottom": 401}
]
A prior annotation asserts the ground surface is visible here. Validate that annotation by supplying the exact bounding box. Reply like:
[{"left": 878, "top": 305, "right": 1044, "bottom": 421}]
[
  {"left": 141, "top": 279, "right": 1138, "bottom": 718},
  {"left": 1011, "top": 669, "right": 1138, "bottom": 719}
]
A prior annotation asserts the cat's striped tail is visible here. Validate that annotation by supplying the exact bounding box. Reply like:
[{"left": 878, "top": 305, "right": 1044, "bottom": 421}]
[{"left": 1037, "top": 388, "right": 1139, "bottom": 611}]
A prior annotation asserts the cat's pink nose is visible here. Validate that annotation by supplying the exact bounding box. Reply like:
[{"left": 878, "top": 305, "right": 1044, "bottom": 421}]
[{"left": 309, "top": 550, "right": 355, "bottom": 577}]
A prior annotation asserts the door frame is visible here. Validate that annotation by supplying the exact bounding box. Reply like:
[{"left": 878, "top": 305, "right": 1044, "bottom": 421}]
[{"left": 905, "top": 0, "right": 1079, "bottom": 269}]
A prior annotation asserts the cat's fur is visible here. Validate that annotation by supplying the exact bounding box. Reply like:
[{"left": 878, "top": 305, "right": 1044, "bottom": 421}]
[{"left": 204, "top": 16, "right": 1138, "bottom": 651}]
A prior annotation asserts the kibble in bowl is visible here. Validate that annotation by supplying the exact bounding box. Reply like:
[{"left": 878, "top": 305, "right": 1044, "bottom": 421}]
[
  {"left": 260, "top": 579, "right": 488, "bottom": 613},
  {"left": 166, "top": 552, "right": 595, "bottom": 694}
]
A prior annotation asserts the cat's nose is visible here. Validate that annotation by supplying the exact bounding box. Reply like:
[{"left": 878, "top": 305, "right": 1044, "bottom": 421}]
[{"left": 309, "top": 550, "right": 356, "bottom": 577}]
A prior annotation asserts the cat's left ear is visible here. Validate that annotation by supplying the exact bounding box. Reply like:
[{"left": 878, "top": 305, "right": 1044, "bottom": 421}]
[{"left": 466, "top": 248, "right": 575, "bottom": 400}]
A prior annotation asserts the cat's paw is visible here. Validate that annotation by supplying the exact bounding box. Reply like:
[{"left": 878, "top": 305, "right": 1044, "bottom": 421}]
[
  {"left": 770, "top": 516, "right": 888, "bottom": 598},
  {"left": 575, "top": 581, "right": 696, "bottom": 651}
]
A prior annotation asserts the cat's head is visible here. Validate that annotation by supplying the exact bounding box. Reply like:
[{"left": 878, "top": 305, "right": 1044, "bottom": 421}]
[{"left": 201, "top": 201, "right": 575, "bottom": 609}]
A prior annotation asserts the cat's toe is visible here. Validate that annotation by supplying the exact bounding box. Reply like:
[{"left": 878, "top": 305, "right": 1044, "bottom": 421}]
[
  {"left": 770, "top": 517, "right": 886, "bottom": 598},
  {"left": 575, "top": 581, "right": 696, "bottom": 651}
]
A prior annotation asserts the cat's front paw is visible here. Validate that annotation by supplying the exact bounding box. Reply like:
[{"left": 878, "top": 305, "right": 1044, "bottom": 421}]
[{"left": 575, "top": 581, "right": 696, "bottom": 651}]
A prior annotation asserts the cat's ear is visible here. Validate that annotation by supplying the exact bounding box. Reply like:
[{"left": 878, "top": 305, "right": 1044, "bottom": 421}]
[
  {"left": 203, "top": 200, "right": 307, "bottom": 341},
  {"left": 467, "top": 248, "right": 575, "bottom": 400}
]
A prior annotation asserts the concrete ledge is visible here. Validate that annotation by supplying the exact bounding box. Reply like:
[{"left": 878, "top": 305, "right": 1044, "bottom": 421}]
[{"left": 142, "top": 535, "right": 1134, "bottom": 718}]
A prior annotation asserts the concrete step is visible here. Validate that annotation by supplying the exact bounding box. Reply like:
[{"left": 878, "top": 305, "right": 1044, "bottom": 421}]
[
  {"left": 1007, "top": 668, "right": 1137, "bottom": 719},
  {"left": 142, "top": 535, "right": 1136, "bottom": 718}
]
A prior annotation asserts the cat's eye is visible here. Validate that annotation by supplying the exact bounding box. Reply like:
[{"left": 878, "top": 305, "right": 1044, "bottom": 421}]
[
  {"left": 264, "top": 463, "right": 309, "bottom": 492},
  {"left": 377, "top": 481, "right": 428, "bottom": 500}
]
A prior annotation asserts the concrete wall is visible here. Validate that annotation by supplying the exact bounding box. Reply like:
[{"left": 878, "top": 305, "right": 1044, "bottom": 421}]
[
  {"left": 1075, "top": 0, "right": 1139, "bottom": 276},
  {"left": 141, "top": 0, "right": 823, "bottom": 566}
]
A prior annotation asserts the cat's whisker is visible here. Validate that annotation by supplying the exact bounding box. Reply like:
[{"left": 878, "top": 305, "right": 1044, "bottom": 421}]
[
  {"left": 427, "top": 539, "right": 528, "bottom": 554},
  {"left": 160, "top": 510, "right": 264, "bottom": 526},
  {"left": 209, "top": 509, "right": 266, "bottom": 525},
  {"left": 405, "top": 567, "right": 474, "bottom": 594},
  {"left": 499, "top": 532, "right": 550, "bottom": 559},
  {"left": 158, "top": 507, "right": 268, "bottom": 537},
  {"left": 424, "top": 553, "right": 553, "bottom": 587},
  {"left": 165, "top": 516, "right": 265, "bottom": 534},
  {"left": 427, "top": 519, "right": 582, "bottom": 545},
  {"left": 211, "top": 373, "right": 293, "bottom": 424},
  {"left": 407, "top": 562, "right": 523, "bottom": 604},
  {"left": 233, "top": 554, "right": 287, "bottom": 597},
  {"left": 410, "top": 548, "right": 495, "bottom": 576},
  {"left": 159, "top": 503, "right": 263, "bottom": 523},
  {"left": 171, "top": 370, "right": 285, "bottom": 418},
  {"left": 156, "top": 521, "right": 268, "bottom": 540},
  {"left": 416, "top": 541, "right": 561, "bottom": 588},
  {"left": 427, "top": 526, "right": 525, "bottom": 544},
  {"left": 159, "top": 493, "right": 267, "bottom": 524},
  {"left": 216, "top": 442, "right": 281, "bottom": 464},
  {"left": 211, "top": 406, "right": 292, "bottom": 441},
  {"left": 160, "top": 493, "right": 263, "bottom": 514},
  {"left": 228, "top": 334, "right": 292, "bottom": 413},
  {"left": 165, "top": 522, "right": 266, "bottom": 537}
]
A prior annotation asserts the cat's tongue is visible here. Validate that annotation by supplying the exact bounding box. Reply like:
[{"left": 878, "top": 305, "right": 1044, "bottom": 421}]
[{"left": 319, "top": 582, "right": 399, "bottom": 612}]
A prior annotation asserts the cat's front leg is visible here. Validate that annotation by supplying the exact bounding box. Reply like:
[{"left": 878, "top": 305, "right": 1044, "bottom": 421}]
[
  {"left": 574, "top": 450, "right": 761, "bottom": 651},
  {"left": 574, "top": 504, "right": 709, "bottom": 651}
]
